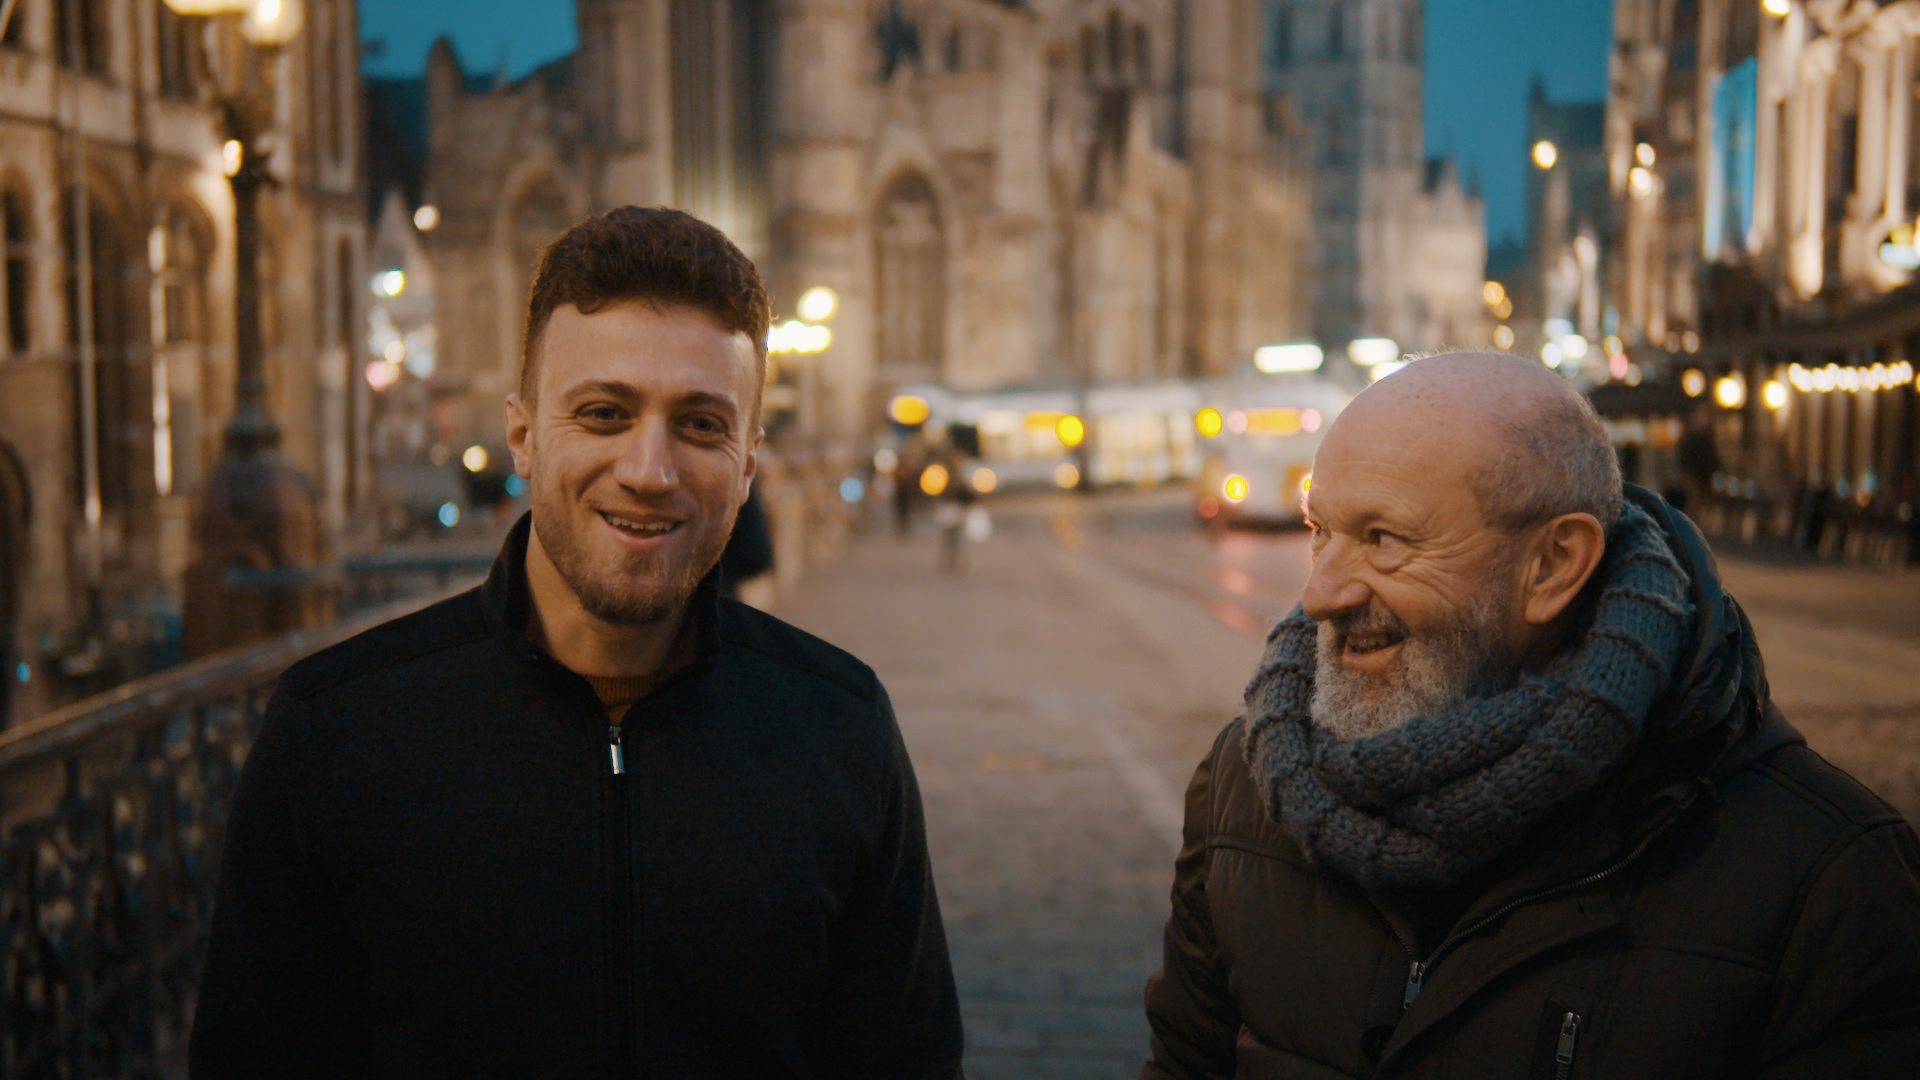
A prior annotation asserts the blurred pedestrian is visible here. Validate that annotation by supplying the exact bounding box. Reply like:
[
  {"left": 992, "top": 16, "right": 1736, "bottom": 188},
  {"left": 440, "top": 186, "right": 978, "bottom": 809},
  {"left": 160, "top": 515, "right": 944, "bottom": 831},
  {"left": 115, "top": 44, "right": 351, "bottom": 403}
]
[
  {"left": 191, "top": 208, "right": 963, "bottom": 1080},
  {"left": 894, "top": 440, "right": 926, "bottom": 536},
  {"left": 1143, "top": 352, "right": 1920, "bottom": 1079},
  {"left": 719, "top": 483, "right": 774, "bottom": 604},
  {"left": 935, "top": 447, "right": 978, "bottom": 574}
]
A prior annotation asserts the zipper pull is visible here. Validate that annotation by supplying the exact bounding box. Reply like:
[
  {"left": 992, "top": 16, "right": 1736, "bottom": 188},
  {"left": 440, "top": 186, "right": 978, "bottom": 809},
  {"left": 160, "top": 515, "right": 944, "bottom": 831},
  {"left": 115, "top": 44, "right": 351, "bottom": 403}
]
[
  {"left": 1401, "top": 961, "right": 1426, "bottom": 1010},
  {"left": 1556, "top": 1011, "right": 1581, "bottom": 1067},
  {"left": 608, "top": 724, "right": 625, "bottom": 776}
]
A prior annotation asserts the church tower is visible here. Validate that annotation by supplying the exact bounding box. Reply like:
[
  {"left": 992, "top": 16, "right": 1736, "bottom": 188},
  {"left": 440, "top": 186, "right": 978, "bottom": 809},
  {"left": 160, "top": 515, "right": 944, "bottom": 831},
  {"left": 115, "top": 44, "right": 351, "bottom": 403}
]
[{"left": 1262, "top": 0, "right": 1426, "bottom": 349}]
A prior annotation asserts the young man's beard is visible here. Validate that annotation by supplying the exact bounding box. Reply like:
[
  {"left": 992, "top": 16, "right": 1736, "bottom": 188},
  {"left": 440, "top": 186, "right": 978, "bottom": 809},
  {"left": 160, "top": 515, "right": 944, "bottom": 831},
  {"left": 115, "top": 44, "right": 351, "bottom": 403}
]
[
  {"left": 533, "top": 482, "right": 737, "bottom": 627},
  {"left": 1310, "top": 567, "right": 1522, "bottom": 742}
]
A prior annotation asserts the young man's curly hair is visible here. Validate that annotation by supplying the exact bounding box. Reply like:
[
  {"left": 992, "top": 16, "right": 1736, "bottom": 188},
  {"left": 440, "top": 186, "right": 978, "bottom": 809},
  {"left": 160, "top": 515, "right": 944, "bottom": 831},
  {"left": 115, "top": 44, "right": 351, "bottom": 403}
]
[{"left": 519, "top": 206, "right": 772, "bottom": 409}]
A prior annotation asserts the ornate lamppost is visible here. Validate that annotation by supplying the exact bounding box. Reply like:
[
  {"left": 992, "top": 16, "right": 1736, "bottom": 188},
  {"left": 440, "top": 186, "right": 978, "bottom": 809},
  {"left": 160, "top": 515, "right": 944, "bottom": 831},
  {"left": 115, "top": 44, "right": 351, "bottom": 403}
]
[{"left": 173, "top": 0, "right": 327, "bottom": 658}]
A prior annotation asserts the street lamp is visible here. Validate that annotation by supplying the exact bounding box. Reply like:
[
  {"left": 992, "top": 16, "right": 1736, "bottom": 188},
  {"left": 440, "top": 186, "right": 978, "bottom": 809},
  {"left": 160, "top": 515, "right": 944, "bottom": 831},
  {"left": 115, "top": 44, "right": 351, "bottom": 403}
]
[
  {"left": 1532, "top": 140, "right": 1558, "bottom": 170},
  {"left": 172, "top": 0, "right": 324, "bottom": 658}
]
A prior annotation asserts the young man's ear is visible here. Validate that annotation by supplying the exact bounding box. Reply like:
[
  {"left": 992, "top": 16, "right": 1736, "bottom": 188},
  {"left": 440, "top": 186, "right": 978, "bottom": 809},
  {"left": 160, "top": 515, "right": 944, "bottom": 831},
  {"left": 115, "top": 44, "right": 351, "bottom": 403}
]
[
  {"left": 739, "top": 426, "right": 763, "bottom": 501},
  {"left": 505, "top": 394, "right": 534, "bottom": 478},
  {"left": 1521, "top": 513, "right": 1607, "bottom": 627}
]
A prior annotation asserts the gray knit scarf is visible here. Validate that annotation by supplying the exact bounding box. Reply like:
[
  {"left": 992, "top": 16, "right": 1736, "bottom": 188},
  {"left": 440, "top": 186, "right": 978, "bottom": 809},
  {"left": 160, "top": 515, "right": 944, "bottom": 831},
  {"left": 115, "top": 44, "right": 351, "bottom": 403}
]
[{"left": 1242, "top": 501, "right": 1696, "bottom": 891}]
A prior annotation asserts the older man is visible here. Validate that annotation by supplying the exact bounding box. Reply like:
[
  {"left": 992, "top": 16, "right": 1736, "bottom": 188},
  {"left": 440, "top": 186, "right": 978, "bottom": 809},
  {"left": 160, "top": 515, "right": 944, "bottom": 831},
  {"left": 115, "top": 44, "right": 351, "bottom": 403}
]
[{"left": 1141, "top": 353, "right": 1920, "bottom": 1078}]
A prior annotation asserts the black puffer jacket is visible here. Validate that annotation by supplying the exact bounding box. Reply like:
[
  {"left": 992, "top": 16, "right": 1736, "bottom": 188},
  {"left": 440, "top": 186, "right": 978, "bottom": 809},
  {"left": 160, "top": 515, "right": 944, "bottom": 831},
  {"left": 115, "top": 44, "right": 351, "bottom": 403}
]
[
  {"left": 1141, "top": 492, "right": 1920, "bottom": 1078},
  {"left": 189, "top": 515, "right": 963, "bottom": 1079}
]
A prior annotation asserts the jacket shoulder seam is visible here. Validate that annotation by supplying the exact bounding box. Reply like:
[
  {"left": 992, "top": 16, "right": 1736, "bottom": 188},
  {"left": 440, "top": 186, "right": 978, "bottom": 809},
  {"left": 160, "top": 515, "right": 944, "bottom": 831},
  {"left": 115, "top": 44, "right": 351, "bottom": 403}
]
[
  {"left": 278, "top": 594, "right": 494, "bottom": 702},
  {"left": 1747, "top": 754, "right": 1904, "bottom": 829},
  {"left": 720, "top": 629, "right": 879, "bottom": 703}
]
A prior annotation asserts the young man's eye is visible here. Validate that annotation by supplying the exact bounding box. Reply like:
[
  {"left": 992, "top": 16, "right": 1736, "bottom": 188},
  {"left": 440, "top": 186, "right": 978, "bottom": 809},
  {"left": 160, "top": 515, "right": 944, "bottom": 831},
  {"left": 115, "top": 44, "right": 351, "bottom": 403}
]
[{"left": 578, "top": 405, "right": 622, "bottom": 423}]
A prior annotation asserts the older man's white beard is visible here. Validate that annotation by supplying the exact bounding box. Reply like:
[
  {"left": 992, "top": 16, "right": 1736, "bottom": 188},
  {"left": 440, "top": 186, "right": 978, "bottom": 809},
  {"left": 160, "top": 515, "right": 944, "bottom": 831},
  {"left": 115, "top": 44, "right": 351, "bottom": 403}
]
[{"left": 1309, "top": 586, "right": 1520, "bottom": 742}]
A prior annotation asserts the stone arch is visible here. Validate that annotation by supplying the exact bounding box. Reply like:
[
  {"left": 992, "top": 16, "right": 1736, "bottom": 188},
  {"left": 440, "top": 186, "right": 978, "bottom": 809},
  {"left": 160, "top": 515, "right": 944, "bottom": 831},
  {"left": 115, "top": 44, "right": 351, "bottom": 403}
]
[
  {"left": 0, "top": 440, "right": 28, "bottom": 728},
  {"left": 871, "top": 171, "right": 947, "bottom": 381}
]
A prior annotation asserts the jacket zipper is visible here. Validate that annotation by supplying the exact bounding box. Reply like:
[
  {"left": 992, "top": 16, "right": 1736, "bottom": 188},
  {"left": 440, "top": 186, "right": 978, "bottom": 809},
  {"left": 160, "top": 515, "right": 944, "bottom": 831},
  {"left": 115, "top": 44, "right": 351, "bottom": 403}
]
[
  {"left": 606, "top": 722, "right": 636, "bottom": 1078},
  {"left": 1396, "top": 806, "right": 1688, "bottom": 1012},
  {"left": 1553, "top": 1010, "right": 1582, "bottom": 1079}
]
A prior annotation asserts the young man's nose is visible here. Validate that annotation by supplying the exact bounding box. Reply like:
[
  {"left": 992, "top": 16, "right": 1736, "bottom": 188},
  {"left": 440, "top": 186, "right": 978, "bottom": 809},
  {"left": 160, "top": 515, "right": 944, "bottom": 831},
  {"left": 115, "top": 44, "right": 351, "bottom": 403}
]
[{"left": 611, "top": 419, "right": 678, "bottom": 493}]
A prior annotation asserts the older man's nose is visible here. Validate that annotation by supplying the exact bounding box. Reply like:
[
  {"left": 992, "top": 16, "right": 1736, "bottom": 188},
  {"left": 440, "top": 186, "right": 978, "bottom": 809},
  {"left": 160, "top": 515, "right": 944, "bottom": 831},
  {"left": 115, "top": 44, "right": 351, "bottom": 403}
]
[
  {"left": 1300, "top": 540, "right": 1371, "bottom": 623},
  {"left": 613, "top": 421, "right": 678, "bottom": 493}
]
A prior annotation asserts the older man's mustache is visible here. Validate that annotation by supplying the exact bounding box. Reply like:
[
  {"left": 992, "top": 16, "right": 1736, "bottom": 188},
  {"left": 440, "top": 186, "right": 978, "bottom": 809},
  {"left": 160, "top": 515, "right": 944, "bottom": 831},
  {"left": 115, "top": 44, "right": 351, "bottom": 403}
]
[{"left": 1326, "top": 605, "right": 1412, "bottom": 644}]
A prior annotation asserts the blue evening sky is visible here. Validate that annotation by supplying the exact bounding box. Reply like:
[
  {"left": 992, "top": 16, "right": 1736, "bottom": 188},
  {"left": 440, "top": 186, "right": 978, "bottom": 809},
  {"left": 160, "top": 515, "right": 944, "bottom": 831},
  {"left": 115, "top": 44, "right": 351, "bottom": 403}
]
[{"left": 356, "top": 1, "right": 1613, "bottom": 242}]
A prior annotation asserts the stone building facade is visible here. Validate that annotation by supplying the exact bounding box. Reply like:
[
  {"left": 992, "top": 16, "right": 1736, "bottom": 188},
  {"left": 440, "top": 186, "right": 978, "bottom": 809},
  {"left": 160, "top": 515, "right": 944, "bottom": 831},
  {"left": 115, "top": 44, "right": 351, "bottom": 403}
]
[
  {"left": 416, "top": 0, "right": 1314, "bottom": 449},
  {"left": 1261, "top": 0, "right": 1486, "bottom": 353},
  {"left": 1607, "top": 0, "right": 1920, "bottom": 563},
  {"left": 0, "top": 0, "right": 366, "bottom": 722}
]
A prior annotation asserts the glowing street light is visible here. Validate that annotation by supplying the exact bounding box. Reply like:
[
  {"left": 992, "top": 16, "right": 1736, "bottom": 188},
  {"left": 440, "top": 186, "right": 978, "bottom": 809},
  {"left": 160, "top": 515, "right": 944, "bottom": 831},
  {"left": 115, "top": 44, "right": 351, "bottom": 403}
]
[
  {"left": 461, "top": 445, "right": 490, "bottom": 473},
  {"left": 1346, "top": 337, "right": 1400, "bottom": 367},
  {"left": 889, "top": 394, "right": 932, "bottom": 426},
  {"left": 1055, "top": 414, "right": 1087, "bottom": 448},
  {"left": 413, "top": 204, "right": 441, "bottom": 231},
  {"left": 1635, "top": 142, "right": 1657, "bottom": 167},
  {"left": 1532, "top": 140, "right": 1558, "bottom": 170},
  {"left": 1194, "top": 407, "right": 1225, "bottom": 438},
  {"left": 797, "top": 285, "right": 839, "bottom": 323},
  {"left": 1252, "top": 343, "right": 1324, "bottom": 373},
  {"left": 1629, "top": 166, "right": 1656, "bottom": 200},
  {"left": 1482, "top": 281, "right": 1507, "bottom": 307},
  {"left": 1715, "top": 374, "right": 1746, "bottom": 408},
  {"left": 1763, "top": 381, "right": 1788, "bottom": 409},
  {"left": 1762, "top": 0, "right": 1791, "bottom": 17}
]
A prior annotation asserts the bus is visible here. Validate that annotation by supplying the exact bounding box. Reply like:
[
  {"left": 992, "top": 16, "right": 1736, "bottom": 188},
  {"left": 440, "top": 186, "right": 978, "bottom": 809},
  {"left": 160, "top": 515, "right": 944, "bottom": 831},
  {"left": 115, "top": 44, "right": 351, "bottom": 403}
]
[{"left": 1192, "top": 372, "right": 1356, "bottom": 525}]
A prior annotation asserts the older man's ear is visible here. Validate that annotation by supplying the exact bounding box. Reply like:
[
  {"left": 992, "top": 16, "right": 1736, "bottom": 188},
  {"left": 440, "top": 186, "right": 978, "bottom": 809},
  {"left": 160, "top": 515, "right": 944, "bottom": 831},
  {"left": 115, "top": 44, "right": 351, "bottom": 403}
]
[{"left": 1521, "top": 513, "right": 1608, "bottom": 628}]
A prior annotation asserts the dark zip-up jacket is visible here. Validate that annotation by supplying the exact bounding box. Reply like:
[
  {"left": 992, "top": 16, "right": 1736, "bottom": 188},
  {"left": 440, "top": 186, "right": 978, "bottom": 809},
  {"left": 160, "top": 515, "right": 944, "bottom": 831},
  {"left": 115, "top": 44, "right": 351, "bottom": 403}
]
[
  {"left": 1141, "top": 490, "right": 1920, "bottom": 1078},
  {"left": 189, "top": 514, "right": 964, "bottom": 1079}
]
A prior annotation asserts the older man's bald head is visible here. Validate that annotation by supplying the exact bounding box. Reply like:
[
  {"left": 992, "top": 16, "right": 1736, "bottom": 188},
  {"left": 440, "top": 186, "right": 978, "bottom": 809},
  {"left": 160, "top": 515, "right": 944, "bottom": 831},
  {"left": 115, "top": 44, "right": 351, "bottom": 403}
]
[{"left": 1333, "top": 351, "right": 1622, "bottom": 532}]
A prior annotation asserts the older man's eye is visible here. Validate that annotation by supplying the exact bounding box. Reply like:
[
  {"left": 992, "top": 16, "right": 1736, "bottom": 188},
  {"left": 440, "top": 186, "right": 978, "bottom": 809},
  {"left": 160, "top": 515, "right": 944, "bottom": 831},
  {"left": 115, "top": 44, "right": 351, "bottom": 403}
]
[{"left": 1368, "top": 529, "right": 1397, "bottom": 546}]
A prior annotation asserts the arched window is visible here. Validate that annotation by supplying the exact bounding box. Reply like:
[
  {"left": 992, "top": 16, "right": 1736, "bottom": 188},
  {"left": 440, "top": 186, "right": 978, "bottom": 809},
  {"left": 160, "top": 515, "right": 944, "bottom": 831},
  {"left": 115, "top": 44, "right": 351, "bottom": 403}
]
[
  {"left": 2, "top": 0, "right": 24, "bottom": 48},
  {"left": 64, "top": 193, "right": 134, "bottom": 512},
  {"left": 153, "top": 203, "right": 210, "bottom": 346},
  {"left": 1133, "top": 25, "right": 1149, "bottom": 81},
  {"left": 1270, "top": 7, "right": 1293, "bottom": 67},
  {"left": 3, "top": 188, "right": 28, "bottom": 354},
  {"left": 1327, "top": 5, "right": 1345, "bottom": 60},
  {"left": 53, "top": 0, "right": 109, "bottom": 75},
  {"left": 873, "top": 174, "right": 945, "bottom": 378},
  {"left": 1377, "top": 7, "right": 1393, "bottom": 58},
  {"left": 157, "top": 2, "right": 201, "bottom": 99},
  {"left": 1402, "top": 1, "right": 1420, "bottom": 62},
  {"left": 1106, "top": 11, "right": 1124, "bottom": 77}
]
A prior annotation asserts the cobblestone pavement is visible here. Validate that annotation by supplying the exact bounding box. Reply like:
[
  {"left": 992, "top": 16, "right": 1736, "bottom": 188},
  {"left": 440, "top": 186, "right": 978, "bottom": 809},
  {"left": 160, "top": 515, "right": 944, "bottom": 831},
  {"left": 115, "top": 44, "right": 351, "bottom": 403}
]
[{"left": 776, "top": 489, "right": 1920, "bottom": 1078}]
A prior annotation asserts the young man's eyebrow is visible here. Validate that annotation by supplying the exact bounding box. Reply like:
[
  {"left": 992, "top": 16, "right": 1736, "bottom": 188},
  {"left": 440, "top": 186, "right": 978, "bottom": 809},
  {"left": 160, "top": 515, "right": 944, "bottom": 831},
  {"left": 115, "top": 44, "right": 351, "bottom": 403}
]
[
  {"left": 556, "top": 381, "right": 739, "bottom": 416},
  {"left": 558, "top": 379, "right": 643, "bottom": 404}
]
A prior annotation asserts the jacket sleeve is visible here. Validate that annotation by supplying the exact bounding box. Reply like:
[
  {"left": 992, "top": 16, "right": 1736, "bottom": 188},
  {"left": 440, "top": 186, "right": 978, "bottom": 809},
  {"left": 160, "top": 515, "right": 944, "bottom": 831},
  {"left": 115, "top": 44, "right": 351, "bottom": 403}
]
[
  {"left": 188, "top": 686, "right": 370, "bottom": 1079},
  {"left": 821, "top": 681, "right": 965, "bottom": 1080},
  {"left": 1751, "top": 819, "right": 1920, "bottom": 1078},
  {"left": 1140, "top": 723, "right": 1241, "bottom": 1080}
]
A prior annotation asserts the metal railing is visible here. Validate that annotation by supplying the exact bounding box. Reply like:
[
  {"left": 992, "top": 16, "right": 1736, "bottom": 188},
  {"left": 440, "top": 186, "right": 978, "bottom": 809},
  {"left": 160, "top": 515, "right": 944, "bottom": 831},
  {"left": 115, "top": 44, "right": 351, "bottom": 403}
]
[{"left": 0, "top": 579, "right": 478, "bottom": 1079}]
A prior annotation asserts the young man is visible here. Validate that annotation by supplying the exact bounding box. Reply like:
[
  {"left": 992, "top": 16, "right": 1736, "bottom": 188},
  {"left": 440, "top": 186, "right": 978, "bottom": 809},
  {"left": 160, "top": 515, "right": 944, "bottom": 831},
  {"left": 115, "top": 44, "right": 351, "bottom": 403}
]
[
  {"left": 190, "top": 208, "right": 964, "bottom": 1079},
  {"left": 1142, "top": 352, "right": 1920, "bottom": 1078}
]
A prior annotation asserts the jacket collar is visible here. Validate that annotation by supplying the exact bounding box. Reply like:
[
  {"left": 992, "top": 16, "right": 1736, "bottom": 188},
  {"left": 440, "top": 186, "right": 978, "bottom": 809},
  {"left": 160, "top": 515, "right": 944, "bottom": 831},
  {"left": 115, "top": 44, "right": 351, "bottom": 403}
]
[{"left": 480, "top": 511, "right": 724, "bottom": 678}]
